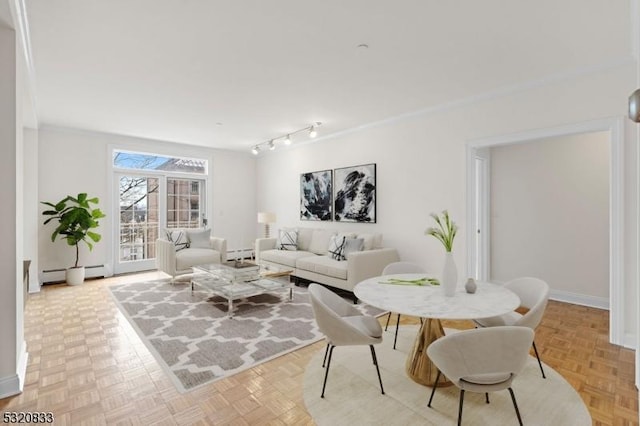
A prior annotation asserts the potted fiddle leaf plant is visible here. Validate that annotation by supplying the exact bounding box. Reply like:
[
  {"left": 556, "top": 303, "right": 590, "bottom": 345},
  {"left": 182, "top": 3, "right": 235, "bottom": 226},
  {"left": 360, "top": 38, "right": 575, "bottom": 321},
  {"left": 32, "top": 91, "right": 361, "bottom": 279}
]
[{"left": 42, "top": 193, "right": 106, "bottom": 285}]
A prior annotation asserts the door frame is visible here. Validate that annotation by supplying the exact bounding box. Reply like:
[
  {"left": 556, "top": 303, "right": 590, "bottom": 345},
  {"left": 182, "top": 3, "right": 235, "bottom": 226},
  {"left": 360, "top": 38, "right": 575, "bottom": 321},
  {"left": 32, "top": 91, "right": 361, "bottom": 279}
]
[
  {"left": 466, "top": 117, "right": 625, "bottom": 346},
  {"left": 466, "top": 147, "right": 490, "bottom": 281}
]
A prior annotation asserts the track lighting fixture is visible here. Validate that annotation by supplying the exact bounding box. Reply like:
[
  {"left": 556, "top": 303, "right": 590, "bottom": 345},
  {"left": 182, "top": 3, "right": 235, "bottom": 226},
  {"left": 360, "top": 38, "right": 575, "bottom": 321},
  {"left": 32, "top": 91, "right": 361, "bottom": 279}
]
[{"left": 249, "top": 122, "right": 322, "bottom": 154}]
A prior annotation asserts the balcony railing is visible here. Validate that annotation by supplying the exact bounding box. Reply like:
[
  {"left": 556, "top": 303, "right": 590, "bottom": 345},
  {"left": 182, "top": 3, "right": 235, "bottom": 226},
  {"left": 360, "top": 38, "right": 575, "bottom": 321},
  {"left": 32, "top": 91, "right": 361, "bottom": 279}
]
[{"left": 119, "top": 221, "right": 201, "bottom": 262}]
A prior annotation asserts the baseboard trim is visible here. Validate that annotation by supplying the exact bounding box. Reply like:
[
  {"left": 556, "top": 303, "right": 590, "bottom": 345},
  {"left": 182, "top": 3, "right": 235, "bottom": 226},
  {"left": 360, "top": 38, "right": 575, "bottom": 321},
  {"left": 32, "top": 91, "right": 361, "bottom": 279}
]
[
  {"left": 0, "top": 341, "right": 28, "bottom": 399},
  {"left": 623, "top": 333, "right": 637, "bottom": 350},
  {"left": 549, "top": 290, "right": 609, "bottom": 310},
  {"left": 41, "top": 264, "right": 106, "bottom": 284},
  {"left": 0, "top": 374, "right": 20, "bottom": 399}
]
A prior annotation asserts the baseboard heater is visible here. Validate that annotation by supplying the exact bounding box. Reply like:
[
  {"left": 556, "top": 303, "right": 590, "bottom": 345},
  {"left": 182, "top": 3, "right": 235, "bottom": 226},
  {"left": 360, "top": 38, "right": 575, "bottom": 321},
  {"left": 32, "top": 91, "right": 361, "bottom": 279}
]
[{"left": 41, "top": 264, "right": 106, "bottom": 284}]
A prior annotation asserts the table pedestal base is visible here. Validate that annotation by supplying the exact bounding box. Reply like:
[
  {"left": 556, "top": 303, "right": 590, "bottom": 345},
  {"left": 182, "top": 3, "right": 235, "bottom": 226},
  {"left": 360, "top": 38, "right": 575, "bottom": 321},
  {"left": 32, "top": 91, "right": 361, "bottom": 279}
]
[{"left": 405, "top": 318, "right": 451, "bottom": 387}]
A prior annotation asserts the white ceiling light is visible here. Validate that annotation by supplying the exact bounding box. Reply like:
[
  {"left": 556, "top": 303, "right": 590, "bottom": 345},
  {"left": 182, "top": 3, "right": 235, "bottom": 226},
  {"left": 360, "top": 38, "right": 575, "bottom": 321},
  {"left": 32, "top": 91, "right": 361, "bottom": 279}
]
[{"left": 249, "top": 122, "right": 322, "bottom": 154}]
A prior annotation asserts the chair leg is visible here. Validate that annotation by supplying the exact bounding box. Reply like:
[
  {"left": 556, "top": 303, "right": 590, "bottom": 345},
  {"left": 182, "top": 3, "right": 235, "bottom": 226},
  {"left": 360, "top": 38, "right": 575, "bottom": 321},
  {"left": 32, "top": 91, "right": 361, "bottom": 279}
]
[
  {"left": 321, "top": 345, "right": 335, "bottom": 398},
  {"left": 485, "top": 392, "right": 489, "bottom": 404},
  {"left": 393, "top": 314, "right": 401, "bottom": 350},
  {"left": 322, "top": 343, "right": 330, "bottom": 368},
  {"left": 532, "top": 340, "right": 546, "bottom": 378},
  {"left": 384, "top": 312, "right": 392, "bottom": 331},
  {"left": 369, "top": 345, "right": 385, "bottom": 395},
  {"left": 508, "top": 387, "right": 523, "bottom": 426},
  {"left": 457, "top": 389, "right": 465, "bottom": 426},
  {"left": 427, "top": 369, "right": 441, "bottom": 407}
]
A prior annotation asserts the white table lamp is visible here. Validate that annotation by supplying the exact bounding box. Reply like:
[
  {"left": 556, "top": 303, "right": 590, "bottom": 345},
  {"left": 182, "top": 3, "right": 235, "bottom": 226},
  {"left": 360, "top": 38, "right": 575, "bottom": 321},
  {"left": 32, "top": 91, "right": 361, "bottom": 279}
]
[{"left": 257, "top": 212, "right": 276, "bottom": 238}]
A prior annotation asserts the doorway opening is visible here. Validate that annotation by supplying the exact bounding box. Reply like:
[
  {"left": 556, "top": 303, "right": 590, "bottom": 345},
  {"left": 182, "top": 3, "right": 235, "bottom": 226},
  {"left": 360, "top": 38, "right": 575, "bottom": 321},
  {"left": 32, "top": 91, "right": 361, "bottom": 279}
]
[{"left": 466, "top": 117, "right": 624, "bottom": 345}]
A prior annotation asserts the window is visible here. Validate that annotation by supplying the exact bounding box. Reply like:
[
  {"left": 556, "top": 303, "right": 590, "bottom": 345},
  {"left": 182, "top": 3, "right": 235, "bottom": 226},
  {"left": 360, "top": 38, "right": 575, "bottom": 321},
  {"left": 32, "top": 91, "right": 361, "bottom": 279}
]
[{"left": 113, "top": 150, "right": 207, "bottom": 174}]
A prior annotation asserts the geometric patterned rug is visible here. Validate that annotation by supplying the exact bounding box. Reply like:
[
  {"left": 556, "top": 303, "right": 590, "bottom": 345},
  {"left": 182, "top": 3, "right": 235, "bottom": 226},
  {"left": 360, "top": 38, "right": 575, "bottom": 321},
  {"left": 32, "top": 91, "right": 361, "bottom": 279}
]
[{"left": 109, "top": 279, "right": 383, "bottom": 393}]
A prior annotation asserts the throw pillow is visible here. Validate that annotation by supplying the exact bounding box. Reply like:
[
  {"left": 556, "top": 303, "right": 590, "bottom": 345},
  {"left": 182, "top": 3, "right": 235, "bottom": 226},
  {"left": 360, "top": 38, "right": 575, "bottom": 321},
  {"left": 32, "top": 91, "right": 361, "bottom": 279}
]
[
  {"left": 341, "top": 237, "right": 364, "bottom": 260},
  {"left": 327, "top": 235, "right": 346, "bottom": 260},
  {"left": 166, "top": 229, "right": 189, "bottom": 251},
  {"left": 278, "top": 229, "right": 298, "bottom": 251},
  {"left": 186, "top": 228, "right": 211, "bottom": 249}
]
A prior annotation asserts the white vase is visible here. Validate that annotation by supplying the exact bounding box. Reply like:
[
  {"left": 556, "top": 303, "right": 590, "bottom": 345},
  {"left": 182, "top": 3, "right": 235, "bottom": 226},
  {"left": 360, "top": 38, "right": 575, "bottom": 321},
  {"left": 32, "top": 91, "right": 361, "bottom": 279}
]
[
  {"left": 441, "top": 253, "right": 457, "bottom": 297},
  {"left": 66, "top": 266, "right": 85, "bottom": 286}
]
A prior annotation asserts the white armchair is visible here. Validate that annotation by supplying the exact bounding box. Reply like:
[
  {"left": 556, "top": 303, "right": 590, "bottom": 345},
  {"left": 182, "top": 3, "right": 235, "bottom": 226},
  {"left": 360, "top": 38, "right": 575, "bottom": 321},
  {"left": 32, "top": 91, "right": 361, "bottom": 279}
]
[{"left": 156, "top": 231, "right": 227, "bottom": 282}]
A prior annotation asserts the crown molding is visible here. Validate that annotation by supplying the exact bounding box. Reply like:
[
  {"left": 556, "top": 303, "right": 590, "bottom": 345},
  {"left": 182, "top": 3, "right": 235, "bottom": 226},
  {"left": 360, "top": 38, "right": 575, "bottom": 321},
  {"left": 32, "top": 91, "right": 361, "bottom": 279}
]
[
  {"left": 291, "top": 56, "right": 635, "bottom": 151},
  {"left": 10, "top": 0, "right": 38, "bottom": 126}
]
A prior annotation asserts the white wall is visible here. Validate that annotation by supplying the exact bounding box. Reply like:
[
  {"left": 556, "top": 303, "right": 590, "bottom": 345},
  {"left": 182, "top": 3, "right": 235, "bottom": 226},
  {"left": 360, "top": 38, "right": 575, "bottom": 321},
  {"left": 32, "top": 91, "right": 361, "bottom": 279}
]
[
  {"left": 38, "top": 127, "right": 256, "bottom": 274},
  {"left": 0, "top": 21, "right": 17, "bottom": 384},
  {"left": 489, "top": 132, "right": 609, "bottom": 300},
  {"left": 0, "top": 19, "right": 26, "bottom": 398},
  {"left": 256, "top": 63, "right": 638, "bottom": 342},
  {"left": 23, "top": 128, "right": 38, "bottom": 291}
]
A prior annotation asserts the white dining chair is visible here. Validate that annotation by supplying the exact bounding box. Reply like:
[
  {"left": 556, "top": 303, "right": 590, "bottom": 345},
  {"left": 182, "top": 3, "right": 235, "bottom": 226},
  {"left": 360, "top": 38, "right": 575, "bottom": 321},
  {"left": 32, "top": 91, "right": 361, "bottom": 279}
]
[
  {"left": 473, "top": 277, "right": 550, "bottom": 378},
  {"left": 308, "top": 283, "right": 385, "bottom": 398},
  {"left": 427, "top": 326, "right": 534, "bottom": 426},
  {"left": 382, "top": 261, "right": 426, "bottom": 350}
]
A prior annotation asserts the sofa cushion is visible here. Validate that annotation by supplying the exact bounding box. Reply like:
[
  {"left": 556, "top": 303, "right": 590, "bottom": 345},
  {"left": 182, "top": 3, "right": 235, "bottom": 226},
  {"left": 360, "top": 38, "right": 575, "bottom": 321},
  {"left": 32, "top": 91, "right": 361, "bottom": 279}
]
[
  {"left": 308, "top": 229, "right": 336, "bottom": 255},
  {"left": 297, "top": 228, "right": 315, "bottom": 251},
  {"left": 356, "top": 233, "right": 383, "bottom": 250},
  {"left": 166, "top": 229, "right": 189, "bottom": 251},
  {"left": 278, "top": 229, "right": 298, "bottom": 250},
  {"left": 261, "top": 249, "right": 315, "bottom": 268},
  {"left": 187, "top": 228, "right": 211, "bottom": 249},
  {"left": 296, "top": 255, "right": 348, "bottom": 280},
  {"left": 176, "top": 248, "right": 220, "bottom": 271}
]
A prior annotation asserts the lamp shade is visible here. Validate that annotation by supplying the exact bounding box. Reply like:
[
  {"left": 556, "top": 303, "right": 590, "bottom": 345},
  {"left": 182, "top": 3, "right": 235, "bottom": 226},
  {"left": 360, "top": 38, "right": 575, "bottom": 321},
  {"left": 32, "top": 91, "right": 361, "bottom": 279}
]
[{"left": 257, "top": 212, "right": 276, "bottom": 224}]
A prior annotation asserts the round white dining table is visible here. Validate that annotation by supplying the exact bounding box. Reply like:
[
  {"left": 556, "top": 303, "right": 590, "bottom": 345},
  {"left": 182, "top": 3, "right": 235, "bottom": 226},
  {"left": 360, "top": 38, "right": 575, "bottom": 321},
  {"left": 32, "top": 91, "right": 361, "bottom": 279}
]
[{"left": 354, "top": 273, "right": 520, "bottom": 387}]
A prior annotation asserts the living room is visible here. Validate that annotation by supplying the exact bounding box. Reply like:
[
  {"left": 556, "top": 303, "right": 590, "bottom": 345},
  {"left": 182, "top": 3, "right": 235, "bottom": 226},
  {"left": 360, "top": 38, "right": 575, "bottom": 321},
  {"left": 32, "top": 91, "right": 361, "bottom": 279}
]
[{"left": 1, "top": 1, "right": 640, "bottom": 424}]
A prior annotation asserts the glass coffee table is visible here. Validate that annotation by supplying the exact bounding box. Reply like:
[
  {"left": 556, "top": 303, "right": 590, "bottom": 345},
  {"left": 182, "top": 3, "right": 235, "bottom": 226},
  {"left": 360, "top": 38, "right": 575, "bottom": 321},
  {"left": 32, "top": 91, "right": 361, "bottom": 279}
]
[{"left": 191, "top": 261, "right": 294, "bottom": 317}]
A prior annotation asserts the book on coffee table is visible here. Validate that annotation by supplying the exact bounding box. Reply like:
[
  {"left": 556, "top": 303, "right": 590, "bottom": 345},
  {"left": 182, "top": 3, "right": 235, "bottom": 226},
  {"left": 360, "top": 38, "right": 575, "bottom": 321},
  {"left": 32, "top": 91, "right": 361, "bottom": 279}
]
[{"left": 223, "top": 260, "right": 259, "bottom": 270}]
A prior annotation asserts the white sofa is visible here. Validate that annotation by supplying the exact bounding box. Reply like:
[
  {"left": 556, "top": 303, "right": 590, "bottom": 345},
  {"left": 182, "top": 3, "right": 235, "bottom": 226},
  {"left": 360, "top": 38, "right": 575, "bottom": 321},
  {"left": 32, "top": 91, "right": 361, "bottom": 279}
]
[
  {"left": 156, "top": 228, "right": 227, "bottom": 281},
  {"left": 255, "top": 227, "right": 399, "bottom": 298}
]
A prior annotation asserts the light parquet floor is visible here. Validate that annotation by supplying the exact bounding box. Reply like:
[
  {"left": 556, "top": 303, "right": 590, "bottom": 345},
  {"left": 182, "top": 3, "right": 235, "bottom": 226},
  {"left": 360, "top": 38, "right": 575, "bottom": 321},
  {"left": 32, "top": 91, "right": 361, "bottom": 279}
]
[{"left": 0, "top": 272, "right": 637, "bottom": 425}]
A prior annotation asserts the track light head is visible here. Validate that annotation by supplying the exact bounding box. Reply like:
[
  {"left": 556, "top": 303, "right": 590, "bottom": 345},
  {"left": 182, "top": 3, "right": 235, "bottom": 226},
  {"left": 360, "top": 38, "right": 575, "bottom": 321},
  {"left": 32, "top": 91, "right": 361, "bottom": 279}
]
[
  {"left": 268, "top": 140, "right": 275, "bottom": 150},
  {"left": 284, "top": 134, "right": 292, "bottom": 145},
  {"left": 251, "top": 146, "right": 260, "bottom": 155},
  {"left": 309, "top": 121, "right": 321, "bottom": 138}
]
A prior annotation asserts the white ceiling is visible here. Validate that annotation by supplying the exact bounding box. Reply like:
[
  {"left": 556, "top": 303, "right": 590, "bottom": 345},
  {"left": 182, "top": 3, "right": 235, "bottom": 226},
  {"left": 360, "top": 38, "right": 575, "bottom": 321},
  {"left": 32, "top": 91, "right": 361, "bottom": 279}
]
[{"left": 23, "top": 0, "right": 632, "bottom": 151}]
